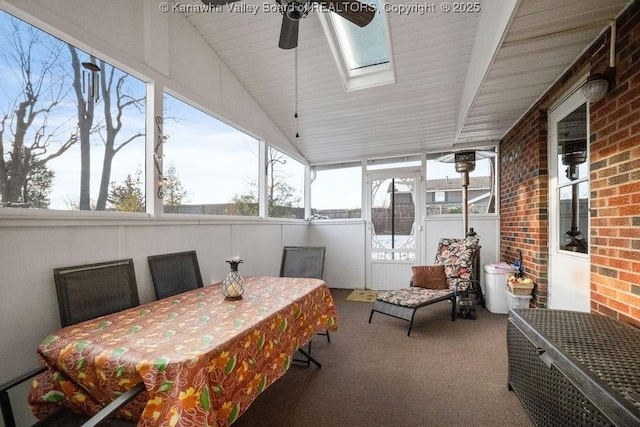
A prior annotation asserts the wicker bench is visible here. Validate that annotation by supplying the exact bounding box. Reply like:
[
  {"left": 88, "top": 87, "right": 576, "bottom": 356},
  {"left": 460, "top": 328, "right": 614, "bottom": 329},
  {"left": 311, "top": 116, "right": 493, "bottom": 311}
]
[{"left": 508, "top": 309, "right": 640, "bottom": 426}]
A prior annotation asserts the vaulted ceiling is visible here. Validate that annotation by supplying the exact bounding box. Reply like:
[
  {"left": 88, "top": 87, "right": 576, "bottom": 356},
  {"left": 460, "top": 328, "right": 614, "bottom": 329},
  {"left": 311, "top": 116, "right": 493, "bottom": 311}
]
[{"left": 184, "top": 0, "right": 631, "bottom": 165}]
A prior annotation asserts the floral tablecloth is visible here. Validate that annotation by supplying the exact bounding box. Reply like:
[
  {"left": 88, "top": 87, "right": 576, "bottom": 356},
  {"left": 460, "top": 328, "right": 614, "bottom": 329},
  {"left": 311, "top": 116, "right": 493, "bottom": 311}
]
[{"left": 28, "top": 276, "right": 338, "bottom": 426}]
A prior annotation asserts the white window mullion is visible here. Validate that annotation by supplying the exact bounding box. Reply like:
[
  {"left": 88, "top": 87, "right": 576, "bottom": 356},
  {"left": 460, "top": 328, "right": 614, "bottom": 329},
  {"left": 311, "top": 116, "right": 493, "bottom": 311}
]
[{"left": 259, "top": 141, "right": 268, "bottom": 218}]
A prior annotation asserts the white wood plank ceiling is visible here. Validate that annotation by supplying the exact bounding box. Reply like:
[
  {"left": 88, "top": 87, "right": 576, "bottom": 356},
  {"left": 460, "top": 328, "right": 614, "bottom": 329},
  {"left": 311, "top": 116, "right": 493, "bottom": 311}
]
[{"left": 183, "top": 0, "right": 632, "bottom": 165}]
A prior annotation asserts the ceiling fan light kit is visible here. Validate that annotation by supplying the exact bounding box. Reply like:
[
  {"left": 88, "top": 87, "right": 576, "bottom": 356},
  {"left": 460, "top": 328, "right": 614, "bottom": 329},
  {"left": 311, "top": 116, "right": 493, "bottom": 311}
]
[
  {"left": 202, "top": 0, "right": 376, "bottom": 49},
  {"left": 277, "top": 0, "right": 313, "bottom": 21}
]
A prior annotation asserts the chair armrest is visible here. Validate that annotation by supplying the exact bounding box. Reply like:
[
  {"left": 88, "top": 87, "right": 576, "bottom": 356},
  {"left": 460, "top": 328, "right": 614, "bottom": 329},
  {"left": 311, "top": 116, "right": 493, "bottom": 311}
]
[
  {"left": 1, "top": 366, "right": 48, "bottom": 427},
  {"left": 81, "top": 382, "right": 146, "bottom": 427},
  {"left": 2, "top": 369, "right": 145, "bottom": 427},
  {"left": 0, "top": 366, "right": 47, "bottom": 394}
]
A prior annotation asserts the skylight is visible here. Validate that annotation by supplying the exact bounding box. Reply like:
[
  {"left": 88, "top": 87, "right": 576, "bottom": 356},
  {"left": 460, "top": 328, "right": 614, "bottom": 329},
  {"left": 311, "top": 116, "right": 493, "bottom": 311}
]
[{"left": 319, "top": 0, "right": 394, "bottom": 91}]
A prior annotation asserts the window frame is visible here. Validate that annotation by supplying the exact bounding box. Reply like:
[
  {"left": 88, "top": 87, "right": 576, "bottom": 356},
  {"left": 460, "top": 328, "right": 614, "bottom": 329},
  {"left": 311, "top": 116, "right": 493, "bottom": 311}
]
[
  {"left": 0, "top": 8, "right": 150, "bottom": 217},
  {"left": 317, "top": 0, "right": 395, "bottom": 91}
]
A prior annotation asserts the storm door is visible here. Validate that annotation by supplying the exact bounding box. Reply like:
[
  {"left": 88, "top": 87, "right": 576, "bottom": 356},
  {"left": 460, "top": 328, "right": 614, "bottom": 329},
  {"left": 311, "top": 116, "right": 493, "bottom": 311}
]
[
  {"left": 548, "top": 88, "right": 590, "bottom": 311},
  {"left": 366, "top": 170, "right": 422, "bottom": 290}
]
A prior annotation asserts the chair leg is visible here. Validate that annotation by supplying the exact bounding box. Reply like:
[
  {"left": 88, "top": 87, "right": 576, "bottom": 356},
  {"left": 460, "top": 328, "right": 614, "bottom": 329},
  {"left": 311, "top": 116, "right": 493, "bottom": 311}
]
[
  {"left": 296, "top": 347, "right": 322, "bottom": 368},
  {"left": 451, "top": 297, "right": 457, "bottom": 321},
  {"left": 317, "top": 329, "right": 330, "bottom": 342},
  {"left": 1, "top": 389, "right": 17, "bottom": 427},
  {"left": 293, "top": 340, "right": 312, "bottom": 366},
  {"left": 407, "top": 309, "right": 418, "bottom": 337}
]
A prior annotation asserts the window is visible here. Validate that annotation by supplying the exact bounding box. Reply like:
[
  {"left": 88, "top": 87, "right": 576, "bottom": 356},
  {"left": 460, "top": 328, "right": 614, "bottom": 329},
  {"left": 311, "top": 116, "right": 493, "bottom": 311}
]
[
  {"left": 555, "top": 104, "right": 588, "bottom": 253},
  {"left": 0, "top": 11, "right": 146, "bottom": 212},
  {"left": 369, "top": 173, "right": 417, "bottom": 261},
  {"left": 425, "top": 150, "right": 496, "bottom": 215},
  {"left": 311, "top": 163, "right": 362, "bottom": 219},
  {"left": 266, "top": 147, "right": 305, "bottom": 219},
  {"left": 162, "top": 94, "right": 259, "bottom": 216},
  {"left": 318, "top": 0, "right": 394, "bottom": 91}
]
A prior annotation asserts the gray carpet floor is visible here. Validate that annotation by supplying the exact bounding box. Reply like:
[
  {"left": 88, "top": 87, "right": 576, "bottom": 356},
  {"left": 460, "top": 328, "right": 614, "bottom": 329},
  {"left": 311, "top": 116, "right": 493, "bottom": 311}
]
[{"left": 232, "top": 288, "right": 535, "bottom": 426}]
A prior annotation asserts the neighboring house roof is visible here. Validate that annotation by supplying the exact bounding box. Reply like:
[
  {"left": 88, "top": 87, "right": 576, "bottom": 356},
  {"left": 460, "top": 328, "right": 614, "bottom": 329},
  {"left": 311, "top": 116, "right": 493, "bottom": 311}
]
[{"left": 425, "top": 176, "right": 491, "bottom": 191}]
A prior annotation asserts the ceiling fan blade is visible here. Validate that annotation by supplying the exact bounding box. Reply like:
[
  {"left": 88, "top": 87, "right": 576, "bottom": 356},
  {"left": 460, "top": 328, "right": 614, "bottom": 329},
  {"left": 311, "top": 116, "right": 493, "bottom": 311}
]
[
  {"left": 318, "top": 0, "right": 376, "bottom": 27},
  {"left": 201, "top": 0, "right": 240, "bottom": 6},
  {"left": 279, "top": 15, "right": 299, "bottom": 50}
]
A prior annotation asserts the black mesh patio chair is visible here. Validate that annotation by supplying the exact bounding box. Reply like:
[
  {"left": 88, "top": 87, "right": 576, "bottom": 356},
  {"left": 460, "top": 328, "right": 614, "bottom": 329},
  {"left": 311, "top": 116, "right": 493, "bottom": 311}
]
[
  {"left": 147, "top": 250, "right": 203, "bottom": 300},
  {"left": 280, "top": 246, "right": 330, "bottom": 367},
  {"left": 53, "top": 259, "right": 140, "bottom": 328},
  {"left": 1, "top": 259, "right": 144, "bottom": 426}
]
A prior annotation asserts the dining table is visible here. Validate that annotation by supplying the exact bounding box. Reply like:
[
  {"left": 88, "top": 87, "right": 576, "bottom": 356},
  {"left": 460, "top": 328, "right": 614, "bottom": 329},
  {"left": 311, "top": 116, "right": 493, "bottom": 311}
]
[{"left": 28, "top": 276, "right": 338, "bottom": 426}]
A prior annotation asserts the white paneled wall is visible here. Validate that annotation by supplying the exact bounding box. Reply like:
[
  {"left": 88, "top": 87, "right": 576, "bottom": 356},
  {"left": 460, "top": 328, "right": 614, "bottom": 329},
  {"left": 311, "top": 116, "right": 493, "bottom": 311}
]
[
  {"left": 309, "top": 220, "right": 366, "bottom": 289},
  {"left": 0, "top": 215, "right": 498, "bottom": 426},
  {"left": 0, "top": 219, "right": 308, "bottom": 382}
]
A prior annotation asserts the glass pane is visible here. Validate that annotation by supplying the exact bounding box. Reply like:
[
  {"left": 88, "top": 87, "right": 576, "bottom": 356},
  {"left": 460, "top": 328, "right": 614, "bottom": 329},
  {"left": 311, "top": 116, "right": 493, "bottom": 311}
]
[
  {"left": 0, "top": 11, "right": 146, "bottom": 211},
  {"left": 311, "top": 166, "right": 361, "bottom": 219},
  {"left": 162, "top": 94, "right": 259, "bottom": 216},
  {"left": 425, "top": 150, "right": 496, "bottom": 215},
  {"left": 557, "top": 104, "right": 588, "bottom": 185},
  {"left": 370, "top": 177, "right": 415, "bottom": 261},
  {"left": 267, "top": 147, "right": 304, "bottom": 219},
  {"left": 558, "top": 181, "right": 588, "bottom": 253},
  {"left": 330, "top": 0, "right": 389, "bottom": 70}
]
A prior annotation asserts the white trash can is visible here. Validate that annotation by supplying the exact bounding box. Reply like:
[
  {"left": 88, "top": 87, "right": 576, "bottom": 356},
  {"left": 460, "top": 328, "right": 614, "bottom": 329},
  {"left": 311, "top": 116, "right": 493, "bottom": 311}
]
[{"left": 483, "top": 262, "right": 518, "bottom": 314}]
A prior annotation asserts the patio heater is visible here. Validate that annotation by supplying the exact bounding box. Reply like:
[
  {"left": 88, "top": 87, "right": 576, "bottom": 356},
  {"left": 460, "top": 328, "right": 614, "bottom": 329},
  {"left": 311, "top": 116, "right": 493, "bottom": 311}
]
[
  {"left": 454, "top": 151, "right": 476, "bottom": 237},
  {"left": 435, "top": 150, "right": 496, "bottom": 236},
  {"left": 561, "top": 140, "right": 588, "bottom": 252},
  {"left": 436, "top": 151, "right": 494, "bottom": 236}
]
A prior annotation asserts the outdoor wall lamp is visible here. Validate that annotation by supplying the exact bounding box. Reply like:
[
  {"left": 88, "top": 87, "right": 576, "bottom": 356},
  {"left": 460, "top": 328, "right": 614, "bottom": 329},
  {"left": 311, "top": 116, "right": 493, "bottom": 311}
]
[
  {"left": 580, "top": 73, "right": 610, "bottom": 103},
  {"left": 581, "top": 21, "right": 617, "bottom": 104}
]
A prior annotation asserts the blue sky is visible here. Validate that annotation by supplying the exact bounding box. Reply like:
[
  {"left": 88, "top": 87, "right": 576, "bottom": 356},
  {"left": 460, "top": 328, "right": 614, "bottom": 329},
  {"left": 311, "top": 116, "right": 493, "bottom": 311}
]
[{"left": 0, "top": 9, "right": 492, "bottom": 212}]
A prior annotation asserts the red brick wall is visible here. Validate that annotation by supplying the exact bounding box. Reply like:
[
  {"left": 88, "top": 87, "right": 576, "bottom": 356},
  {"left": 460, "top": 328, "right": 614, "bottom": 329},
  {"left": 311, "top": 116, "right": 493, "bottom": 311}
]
[
  {"left": 500, "top": 1, "right": 640, "bottom": 326},
  {"left": 589, "top": 2, "right": 640, "bottom": 328},
  {"left": 500, "top": 110, "right": 549, "bottom": 307}
]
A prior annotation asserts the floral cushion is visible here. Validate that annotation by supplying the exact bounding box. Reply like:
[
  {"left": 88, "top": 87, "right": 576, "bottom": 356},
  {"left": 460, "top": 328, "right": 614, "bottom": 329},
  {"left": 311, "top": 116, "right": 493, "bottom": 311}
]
[
  {"left": 434, "top": 236, "right": 479, "bottom": 283},
  {"left": 376, "top": 287, "right": 454, "bottom": 308}
]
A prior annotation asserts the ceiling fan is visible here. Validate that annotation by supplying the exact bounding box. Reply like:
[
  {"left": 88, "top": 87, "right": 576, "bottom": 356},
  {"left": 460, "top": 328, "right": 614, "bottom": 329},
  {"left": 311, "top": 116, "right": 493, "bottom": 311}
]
[{"left": 202, "top": 0, "right": 377, "bottom": 49}]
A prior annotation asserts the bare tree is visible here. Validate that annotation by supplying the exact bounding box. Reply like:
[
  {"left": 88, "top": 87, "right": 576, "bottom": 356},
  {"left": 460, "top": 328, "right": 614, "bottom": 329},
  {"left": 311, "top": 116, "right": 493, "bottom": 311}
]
[
  {"left": 0, "top": 19, "right": 76, "bottom": 206},
  {"left": 95, "top": 59, "right": 145, "bottom": 210},
  {"left": 68, "top": 47, "right": 145, "bottom": 211},
  {"left": 68, "top": 46, "right": 96, "bottom": 210},
  {"left": 230, "top": 147, "right": 300, "bottom": 217}
]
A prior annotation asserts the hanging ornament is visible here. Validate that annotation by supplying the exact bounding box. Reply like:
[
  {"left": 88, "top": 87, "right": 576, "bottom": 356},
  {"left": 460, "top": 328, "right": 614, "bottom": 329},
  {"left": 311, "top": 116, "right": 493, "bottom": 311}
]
[
  {"left": 81, "top": 60, "right": 101, "bottom": 103},
  {"left": 294, "top": 48, "right": 300, "bottom": 138}
]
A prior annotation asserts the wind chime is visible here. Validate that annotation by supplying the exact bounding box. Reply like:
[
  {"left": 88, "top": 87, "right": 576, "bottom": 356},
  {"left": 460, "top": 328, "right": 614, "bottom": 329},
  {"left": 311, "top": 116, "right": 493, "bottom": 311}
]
[
  {"left": 294, "top": 48, "right": 300, "bottom": 138},
  {"left": 81, "top": 61, "right": 101, "bottom": 103}
]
